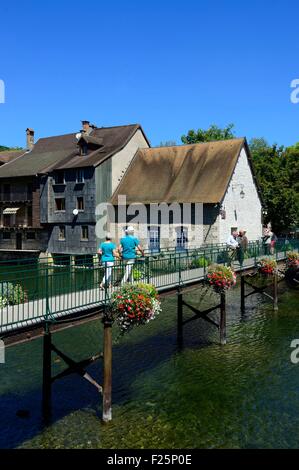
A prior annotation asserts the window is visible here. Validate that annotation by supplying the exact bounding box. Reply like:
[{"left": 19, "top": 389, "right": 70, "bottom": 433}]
[
  {"left": 53, "top": 172, "right": 65, "bottom": 185},
  {"left": 27, "top": 205, "right": 33, "bottom": 226},
  {"left": 76, "top": 197, "right": 84, "bottom": 211},
  {"left": 3, "top": 214, "right": 11, "bottom": 227},
  {"left": 81, "top": 225, "right": 88, "bottom": 240},
  {"left": 26, "top": 232, "right": 36, "bottom": 240},
  {"left": 2, "top": 232, "right": 11, "bottom": 240},
  {"left": 148, "top": 226, "right": 160, "bottom": 252},
  {"left": 58, "top": 226, "right": 66, "bottom": 240},
  {"left": 27, "top": 183, "right": 33, "bottom": 199},
  {"left": 3, "top": 184, "right": 10, "bottom": 201},
  {"left": 176, "top": 226, "right": 188, "bottom": 251},
  {"left": 55, "top": 198, "right": 65, "bottom": 211},
  {"left": 80, "top": 144, "right": 88, "bottom": 156},
  {"left": 76, "top": 169, "right": 85, "bottom": 183}
]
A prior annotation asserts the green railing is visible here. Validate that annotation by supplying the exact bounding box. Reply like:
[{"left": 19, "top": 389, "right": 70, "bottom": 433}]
[{"left": 0, "top": 240, "right": 298, "bottom": 333}]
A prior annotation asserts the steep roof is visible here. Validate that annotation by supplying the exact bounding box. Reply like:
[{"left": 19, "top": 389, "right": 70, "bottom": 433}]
[
  {"left": 0, "top": 124, "right": 147, "bottom": 177},
  {"left": 111, "top": 138, "right": 246, "bottom": 204},
  {"left": 0, "top": 149, "right": 26, "bottom": 165}
]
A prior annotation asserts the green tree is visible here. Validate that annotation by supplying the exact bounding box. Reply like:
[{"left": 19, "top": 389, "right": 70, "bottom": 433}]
[
  {"left": 181, "top": 123, "right": 235, "bottom": 144},
  {"left": 249, "top": 138, "right": 299, "bottom": 234}
]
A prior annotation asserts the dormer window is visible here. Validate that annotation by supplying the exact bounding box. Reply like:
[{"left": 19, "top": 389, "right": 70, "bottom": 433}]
[
  {"left": 81, "top": 143, "right": 88, "bottom": 156},
  {"left": 77, "top": 134, "right": 103, "bottom": 157}
]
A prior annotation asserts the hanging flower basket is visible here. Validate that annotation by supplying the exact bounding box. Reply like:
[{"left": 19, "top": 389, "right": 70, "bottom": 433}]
[
  {"left": 286, "top": 251, "right": 299, "bottom": 269},
  {"left": 206, "top": 264, "right": 237, "bottom": 294},
  {"left": 258, "top": 258, "right": 277, "bottom": 275},
  {"left": 110, "top": 283, "right": 161, "bottom": 334}
]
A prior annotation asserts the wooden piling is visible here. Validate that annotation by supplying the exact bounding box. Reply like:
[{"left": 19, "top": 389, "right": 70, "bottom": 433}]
[
  {"left": 220, "top": 292, "right": 226, "bottom": 345},
  {"left": 240, "top": 275, "right": 245, "bottom": 313},
  {"left": 42, "top": 324, "right": 52, "bottom": 423},
  {"left": 177, "top": 290, "right": 183, "bottom": 346},
  {"left": 273, "top": 272, "right": 278, "bottom": 311},
  {"left": 102, "top": 318, "right": 113, "bottom": 423}
]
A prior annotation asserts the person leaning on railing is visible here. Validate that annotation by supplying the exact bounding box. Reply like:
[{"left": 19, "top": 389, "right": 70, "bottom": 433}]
[
  {"left": 98, "top": 234, "right": 119, "bottom": 289},
  {"left": 118, "top": 226, "right": 144, "bottom": 284}
]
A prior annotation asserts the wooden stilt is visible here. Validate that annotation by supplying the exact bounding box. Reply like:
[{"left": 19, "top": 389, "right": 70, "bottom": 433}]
[
  {"left": 273, "top": 272, "right": 278, "bottom": 311},
  {"left": 220, "top": 292, "right": 226, "bottom": 345},
  {"left": 42, "top": 324, "right": 52, "bottom": 423},
  {"left": 102, "top": 318, "right": 112, "bottom": 423},
  {"left": 241, "top": 275, "right": 245, "bottom": 313},
  {"left": 177, "top": 289, "right": 183, "bottom": 347}
]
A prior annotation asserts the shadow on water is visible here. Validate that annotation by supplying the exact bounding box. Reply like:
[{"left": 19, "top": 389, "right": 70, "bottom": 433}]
[{"left": 0, "top": 297, "right": 217, "bottom": 448}]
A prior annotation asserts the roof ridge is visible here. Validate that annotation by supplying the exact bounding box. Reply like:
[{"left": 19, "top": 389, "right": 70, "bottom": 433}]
[{"left": 149, "top": 137, "right": 245, "bottom": 150}]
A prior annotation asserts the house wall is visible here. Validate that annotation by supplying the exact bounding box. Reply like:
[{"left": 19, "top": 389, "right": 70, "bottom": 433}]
[
  {"left": 0, "top": 229, "right": 48, "bottom": 251},
  {"left": 0, "top": 176, "right": 48, "bottom": 252},
  {"left": 218, "top": 147, "right": 262, "bottom": 243},
  {"left": 45, "top": 167, "right": 97, "bottom": 254},
  {"left": 109, "top": 203, "right": 221, "bottom": 249}
]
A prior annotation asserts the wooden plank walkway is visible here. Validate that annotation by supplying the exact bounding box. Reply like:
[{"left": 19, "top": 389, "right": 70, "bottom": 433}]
[{"left": 0, "top": 251, "right": 288, "bottom": 334}]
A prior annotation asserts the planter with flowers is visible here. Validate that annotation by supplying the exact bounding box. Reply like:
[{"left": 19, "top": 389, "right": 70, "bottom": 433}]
[
  {"left": 286, "top": 251, "right": 299, "bottom": 269},
  {"left": 110, "top": 283, "right": 161, "bottom": 334},
  {"left": 206, "top": 264, "right": 237, "bottom": 294},
  {"left": 258, "top": 258, "right": 277, "bottom": 275}
]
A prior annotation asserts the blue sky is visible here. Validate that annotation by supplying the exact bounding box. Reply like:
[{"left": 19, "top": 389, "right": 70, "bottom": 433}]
[{"left": 0, "top": 0, "right": 299, "bottom": 148}]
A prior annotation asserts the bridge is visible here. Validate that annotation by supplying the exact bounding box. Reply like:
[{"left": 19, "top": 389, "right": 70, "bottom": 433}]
[
  {"left": 1, "top": 239, "right": 298, "bottom": 423},
  {"left": 0, "top": 240, "right": 297, "bottom": 336}
]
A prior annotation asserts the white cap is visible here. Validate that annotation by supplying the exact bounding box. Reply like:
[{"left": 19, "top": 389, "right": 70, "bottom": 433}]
[{"left": 126, "top": 226, "right": 135, "bottom": 234}]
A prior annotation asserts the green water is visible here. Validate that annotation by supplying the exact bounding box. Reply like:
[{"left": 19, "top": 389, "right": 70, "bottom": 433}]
[{"left": 1, "top": 283, "right": 299, "bottom": 449}]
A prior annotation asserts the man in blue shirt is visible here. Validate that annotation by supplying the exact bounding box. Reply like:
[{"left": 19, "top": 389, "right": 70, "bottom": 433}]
[{"left": 119, "top": 226, "right": 144, "bottom": 284}]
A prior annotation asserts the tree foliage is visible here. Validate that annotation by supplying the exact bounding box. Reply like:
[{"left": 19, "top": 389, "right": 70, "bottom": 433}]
[
  {"left": 181, "top": 123, "right": 235, "bottom": 144},
  {"left": 249, "top": 138, "right": 299, "bottom": 234}
]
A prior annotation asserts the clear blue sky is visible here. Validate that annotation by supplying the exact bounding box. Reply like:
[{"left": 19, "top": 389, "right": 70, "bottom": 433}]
[{"left": 0, "top": 0, "right": 299, "bottom": 148}]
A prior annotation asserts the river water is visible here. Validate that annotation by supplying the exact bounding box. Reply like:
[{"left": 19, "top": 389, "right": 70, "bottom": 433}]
[{"left": 0, "top": 282, "right": 299, "bottom": 449}]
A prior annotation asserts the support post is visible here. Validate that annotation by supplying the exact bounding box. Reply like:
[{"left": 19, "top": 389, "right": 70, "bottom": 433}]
[
  {"left": 42, "top": 324, "right": 52, "bottom": 423},
  {"left": 102, "top": 318, "right": 113, "bottom": 423},
  {"left": 273, "top": 271, "right": 278, "bottom": 311},
  {"left": 177, "top": 289, "right": 183, "bottom": 347},
  {"left": 220, "top": 292, "right": 226, "bottom": 345},
  {"left": 241, "top": 275, "right": 245, "bottom": 313}
]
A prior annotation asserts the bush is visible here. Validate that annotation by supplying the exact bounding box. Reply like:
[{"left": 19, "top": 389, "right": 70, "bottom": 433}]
[
  {"left": 0, "top": 282, "right": 27, "bottom": 305},
  {"left": 191, "top": 256, "right": 210, "bottom": 268}
]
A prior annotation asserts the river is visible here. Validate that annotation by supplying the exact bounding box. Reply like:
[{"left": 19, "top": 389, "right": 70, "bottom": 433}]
[{"left": 0, "top": 282, "right": 299, "bottom": 449}]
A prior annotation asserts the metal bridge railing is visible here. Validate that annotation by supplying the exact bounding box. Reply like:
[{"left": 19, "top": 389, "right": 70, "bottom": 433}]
[{"left": 0, "top": 240, "right": 298, "bottom": 333}]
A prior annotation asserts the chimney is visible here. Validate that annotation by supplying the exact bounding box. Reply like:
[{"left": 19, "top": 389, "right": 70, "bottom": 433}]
[
  {"left": 81, "top": 120, "right": 91, "bottom": 134},
  {"left": 26, "top": 128, "right": 34, "bottom": 151}
]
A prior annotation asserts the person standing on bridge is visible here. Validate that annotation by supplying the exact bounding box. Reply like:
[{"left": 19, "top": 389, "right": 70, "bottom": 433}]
[
  {"left": 119, "top": 226, "right": 144, "bottom": 284},
  {"left": 237, "top": 229, "right": 248, "bottom": 267},
  {"left": 98, "top": 234, "right": 119, "bottom": 289},
  {"left": 226, "top": 230, "right": 239, "bottom": 265}
]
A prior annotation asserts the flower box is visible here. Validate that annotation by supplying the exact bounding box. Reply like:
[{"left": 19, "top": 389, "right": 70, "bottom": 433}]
[
  {"left": 110, "top": 283, "right": 161, "bottom": 334},
  {"left": 206, "top": 264, "right": 237, "bottom": 293}
]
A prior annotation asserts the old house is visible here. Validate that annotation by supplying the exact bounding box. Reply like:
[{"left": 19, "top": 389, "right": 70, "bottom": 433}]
[
  {"left": 0, "top": 122, "right": 149, "bottom": 259},
  {"left": 110, "top": 138, "right": 263, "bottom": 250}
]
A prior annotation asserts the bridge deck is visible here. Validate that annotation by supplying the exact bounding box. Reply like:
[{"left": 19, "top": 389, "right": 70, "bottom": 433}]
[{"left": 0, "top": 251, "right": 288, "bottom": 334}]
